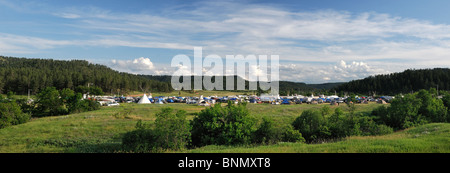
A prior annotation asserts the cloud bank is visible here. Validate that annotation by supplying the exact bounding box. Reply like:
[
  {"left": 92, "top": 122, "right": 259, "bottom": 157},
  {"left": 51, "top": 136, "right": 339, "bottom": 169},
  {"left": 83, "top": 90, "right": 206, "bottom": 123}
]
[
  {"left": 1, "top": 1, "right": 450, "bottom": 83},
  {"left": 110, "top": 57, "right": 154, "bottom": 74}
]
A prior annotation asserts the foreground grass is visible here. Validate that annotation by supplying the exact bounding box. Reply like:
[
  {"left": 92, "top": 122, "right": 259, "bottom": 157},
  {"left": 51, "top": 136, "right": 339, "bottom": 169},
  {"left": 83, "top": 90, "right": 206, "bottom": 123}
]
[
  {"left": 190, "top": 123, "right": 450, "bottom": 153},
  {"left": 0, "top": 102, "right": 448, "bottom": 153},
  {"left": 0, "top": 103, "right": 203, "bottom": 153}
]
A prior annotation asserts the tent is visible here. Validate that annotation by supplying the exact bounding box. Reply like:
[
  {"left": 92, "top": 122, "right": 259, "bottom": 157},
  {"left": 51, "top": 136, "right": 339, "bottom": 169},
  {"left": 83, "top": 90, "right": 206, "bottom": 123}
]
[
  {"left": 138, "top": 94, "right": 151, "bottom": 104},
  {"left": 281, "top": 99, "right": 290, "bottom": 104},
  {"left": 377, "top": 99, "right": 387, "bottom": 104},
  {"left": 155, "top": 97, "right": 165, "bottom": 104}
]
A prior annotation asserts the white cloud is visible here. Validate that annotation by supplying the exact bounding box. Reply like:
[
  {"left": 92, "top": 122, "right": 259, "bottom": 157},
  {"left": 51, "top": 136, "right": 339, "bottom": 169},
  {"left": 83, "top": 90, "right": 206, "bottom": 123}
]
[
  {"left": 278, "top": 60, "right": 388, "bottom": 83},
  {"left": 3, "top": 1, "right": 450, "bottom": 83},
  {"left": 110, "top": 57, "right": 155, "bottom": 74},
  {"left": 0, "top": 33, "right": 75, "bottom": 54},
  {"left": 56, "top": 13, "right": 81, "bottom": 19}
]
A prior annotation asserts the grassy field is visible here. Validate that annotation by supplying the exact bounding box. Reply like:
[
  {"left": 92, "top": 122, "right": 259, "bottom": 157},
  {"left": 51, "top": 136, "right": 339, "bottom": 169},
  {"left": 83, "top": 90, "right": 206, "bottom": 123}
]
[
  {"left": 190, "top": 123, "right": 450, "bottom": 153},
  {"left": 0, "top": 102, "right": 448, "bottom": 153}
]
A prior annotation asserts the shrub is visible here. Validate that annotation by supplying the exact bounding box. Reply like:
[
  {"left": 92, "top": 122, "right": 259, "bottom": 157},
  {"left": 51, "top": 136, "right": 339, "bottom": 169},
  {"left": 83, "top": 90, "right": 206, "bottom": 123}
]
[
  {"left": 154, "top": 108, "right": 191, "bottom": 151},
  {"left": 252, "top": 117, "right": 305, "bottom": 144},
  {"left": 292, "top": 109, "right": 329, "bottom": 143},
  {"left": 356, "top": 115, "right": 393, "bottom": 136},
  {"left": 191, "top": 102, "right": 256, "bottom": 147},
  {"left": 122, "top": 108, "right": 191, "bottom": 152},
  {"left": 0, "top": 101, "right": 30, "bottom": 129},
  {"left": 320, "top": 105, "right": 332, "bottom": 118},
  {"left": 253, "top": 117, "right": 279, "bottom": 144},
  {"left": 15, "top": 98, "right": 35, "bottom": 115},
  {"left": 372, "top": 105, "right": 388, "bottom": 124},
  {"left": 294, "top": 107, "right": 395, "bottom": 143},
  {"left": 373, "top": 124, "right": 394, "bottom": 135},
  {"left": 327, "top": 107, "right": 348, "bottom": 139},
  {"left": 443, "top": 93, "right": 450, "bottom": 122},
  {"left": 79, "top": 99, "right": 101, "bottom": 112},
  {"left": 416, "top": 89, "right": 448, "bottom": 123},
  {"left": 35, "top": 87, "right": 101, "bottom": 117},
  {"left": 122, "top": 128, "right": 157, "bottom": 153},
  {"left": 384, "top": 94, "right": 422, "bottom": 130},
  {"left": 281, "top": 125, "right": 305, "bottom": 143},
  {"left": 35, "top": 87, "right": 64, "bottom": 116},
  {"left": 377, "top": 89, "right": 448, "bottom": 130}
]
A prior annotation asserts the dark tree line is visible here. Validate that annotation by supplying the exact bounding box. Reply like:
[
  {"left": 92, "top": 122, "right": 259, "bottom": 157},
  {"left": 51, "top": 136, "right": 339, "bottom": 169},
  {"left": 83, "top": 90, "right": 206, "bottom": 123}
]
[
  {"left": 0, "top": 56, "right": 173, "bottom": 95},
  {"left": 141, "top": 74, "right": 343, "bottom": 96},
  {"left": 334, "top": 68, "right": 450, "bottom": 95}
]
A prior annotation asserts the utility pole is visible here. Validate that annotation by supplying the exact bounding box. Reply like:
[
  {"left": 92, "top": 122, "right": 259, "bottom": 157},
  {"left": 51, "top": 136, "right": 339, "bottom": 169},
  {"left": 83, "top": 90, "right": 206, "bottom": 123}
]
[
  {"left": 437, "top": 85, "right": 439, "bottom": 96},
  {"left": 28, "top": 89, "right": 32, "bottom": 100},
  {"left": 87, "top": 83, "right": 93, "bottom": 97}
]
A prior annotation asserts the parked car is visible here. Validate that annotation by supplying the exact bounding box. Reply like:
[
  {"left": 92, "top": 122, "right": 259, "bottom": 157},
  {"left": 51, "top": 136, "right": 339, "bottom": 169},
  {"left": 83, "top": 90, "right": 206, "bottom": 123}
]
[{"left": 107, "top": 102, "right": 120, "bottom": 106}]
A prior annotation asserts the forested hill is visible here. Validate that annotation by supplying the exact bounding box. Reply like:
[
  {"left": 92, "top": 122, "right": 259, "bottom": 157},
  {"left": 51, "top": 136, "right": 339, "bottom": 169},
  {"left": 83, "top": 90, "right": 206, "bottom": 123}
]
[
  {"left": 0, "top": 56, "right": 173, "bottom": 95},
  {"left": 334, "top": 68, "right": 450, "bottom": 95},
  {"left": 140, "top": 75, "right": 343, "bottom": 95}
]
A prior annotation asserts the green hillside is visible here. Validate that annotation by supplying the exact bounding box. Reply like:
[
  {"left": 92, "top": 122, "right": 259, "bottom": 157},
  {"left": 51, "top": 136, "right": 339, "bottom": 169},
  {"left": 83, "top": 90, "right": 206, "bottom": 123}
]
[
  {"left": 334, "top": 68, "right": 450, "bottom": 95},
  {"left": 0, "top": 56, "right": 172, "bottom": 95},
  {"left": 0, "top": 102, "right": 448, "bottom": 153}
]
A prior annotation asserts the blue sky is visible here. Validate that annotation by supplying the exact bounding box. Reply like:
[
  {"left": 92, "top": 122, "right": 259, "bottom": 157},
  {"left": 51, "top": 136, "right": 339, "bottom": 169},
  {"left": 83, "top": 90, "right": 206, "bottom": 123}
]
[{"left": 1, "top": 0, "right": 450, "bottom": 83}]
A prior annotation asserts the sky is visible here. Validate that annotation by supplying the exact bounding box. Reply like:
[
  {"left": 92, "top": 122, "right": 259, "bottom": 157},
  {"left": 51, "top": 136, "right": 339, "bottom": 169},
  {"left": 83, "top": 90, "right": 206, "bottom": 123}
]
[{"left": 1, "top": 0, "right": 450, "bottom": 84}]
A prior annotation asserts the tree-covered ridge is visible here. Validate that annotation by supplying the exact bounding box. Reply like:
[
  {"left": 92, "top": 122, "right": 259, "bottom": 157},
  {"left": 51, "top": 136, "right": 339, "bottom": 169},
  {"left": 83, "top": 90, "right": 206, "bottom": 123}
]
[
  {"left": 0, "top": 56, "right": 173, "bottom": 95},
  {"left": 334, "top": 68, "right": 450, "bottom": 95},
  {"left": 140, "top": 74, "right": 343, "bottom": 95}
]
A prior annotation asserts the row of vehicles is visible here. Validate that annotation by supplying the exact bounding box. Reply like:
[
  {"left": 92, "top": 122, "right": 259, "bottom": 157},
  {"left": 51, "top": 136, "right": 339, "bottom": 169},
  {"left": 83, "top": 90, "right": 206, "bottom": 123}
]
[{"left": 92, "top": 94, "right": 393, "bottom": 106}]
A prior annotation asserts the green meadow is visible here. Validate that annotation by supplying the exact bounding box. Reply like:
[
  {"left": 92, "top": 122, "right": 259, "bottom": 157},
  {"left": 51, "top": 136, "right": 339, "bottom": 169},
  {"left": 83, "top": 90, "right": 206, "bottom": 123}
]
[{"left": 0, "top": 102, "right": 448, "bottom": 153}]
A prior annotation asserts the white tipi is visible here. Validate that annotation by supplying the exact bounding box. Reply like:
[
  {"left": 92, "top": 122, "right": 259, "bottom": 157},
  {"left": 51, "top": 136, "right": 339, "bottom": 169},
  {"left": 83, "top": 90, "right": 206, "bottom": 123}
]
[{"left": 138, "top": 94, "right": 151, "bottom": 104}]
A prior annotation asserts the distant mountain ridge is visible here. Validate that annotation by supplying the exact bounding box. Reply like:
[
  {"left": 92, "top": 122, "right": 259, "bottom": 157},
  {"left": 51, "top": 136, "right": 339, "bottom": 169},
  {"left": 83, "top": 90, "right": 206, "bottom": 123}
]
[
  {"left": 139, "top": 75, "right": 344, "bottom": 95},
  {"left": 334, "top": 68, "right": 450, "bottom": 95}
]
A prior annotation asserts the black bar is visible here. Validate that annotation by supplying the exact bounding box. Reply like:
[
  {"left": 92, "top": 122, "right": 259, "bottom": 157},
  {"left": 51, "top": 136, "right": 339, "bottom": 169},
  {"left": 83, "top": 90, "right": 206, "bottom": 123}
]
[{"left": 0, "top": 153, "right": 446, "bottom": 171}]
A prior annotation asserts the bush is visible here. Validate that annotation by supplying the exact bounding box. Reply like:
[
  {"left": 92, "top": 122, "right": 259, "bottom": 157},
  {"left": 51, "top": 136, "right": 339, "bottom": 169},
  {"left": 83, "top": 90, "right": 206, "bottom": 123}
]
[
  {"left": 327, "top": 107, "right": 349, "bottom": 139},
  {"left": 416, "top": 90, "right": 448, "bottom": 123},
  {"left": 376, "top": 89, "right": 448, "bottom": 130},
  {"left": 443, "top": 93, "right": 450, "bottom": 122},
  {"left": 34, "top": 87, "right": 101, "bottom": 117},
  {"left": 372, "top": 105, "right": 388, "bottom": 124},
  {"left": 252, "top": 117, "right": 305, "bottom": 144},
  {"left": 292, "top": 109, "right": 329, "bottom": 143},
  {"left": 35, "top": 87, "right": 64, "bottom": 116},
  {"left": 154, "top": 108, "right": 191, "bottom": 151},
  {"left": 384, "top": 94, "right": 423, "bottom": 130},
  {"left": 357, "top": 115, "right": 393, "bottom": 136},
  {"left": 253, "top": 117, "right": 279, "bottom": 144},
  {"left": 191, "top": 102, "right": 256, "bottom": 147},
  {"left": 373, "top": 124, "right": 394, "bottom": 135},
  {"left": 281, "top": 125, "right": 305, "bottom": 143},
  {"left": 79, "top": 99, "right": 101, "bottom": 112},
  {"left": 293, "top": 107, "right": 394, "bottom": 143},
  {"left": 122, "top": 128, "right": 157, "bottom": 153},
  {"left": 0, "top": 101, "right": 30, "bottom": 129},
  {"left": 15, "top": 98, "right": 35, "bottom": 115},
  {"left": 122, "top": 108, "right": 191, "bottom": 152}
]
